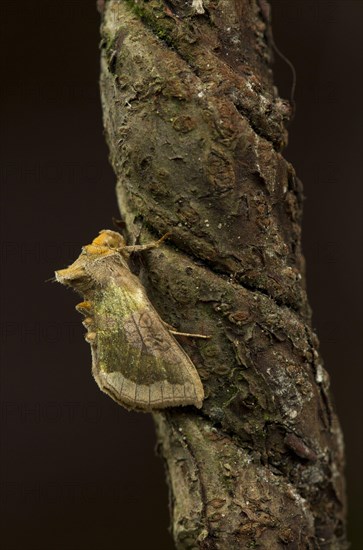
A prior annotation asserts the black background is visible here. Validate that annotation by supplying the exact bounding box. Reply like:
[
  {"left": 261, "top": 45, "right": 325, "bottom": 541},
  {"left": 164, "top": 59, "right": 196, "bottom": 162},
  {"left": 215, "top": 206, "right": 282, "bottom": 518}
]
[{"left": 1, "top": 1, "right": 362, "bottom": 548}]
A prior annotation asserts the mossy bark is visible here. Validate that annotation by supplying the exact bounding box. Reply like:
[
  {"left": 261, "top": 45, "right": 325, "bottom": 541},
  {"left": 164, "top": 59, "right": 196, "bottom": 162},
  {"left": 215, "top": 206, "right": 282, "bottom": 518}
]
[{"left": 99, "top": 0, "right": 347, "bottom": 547}]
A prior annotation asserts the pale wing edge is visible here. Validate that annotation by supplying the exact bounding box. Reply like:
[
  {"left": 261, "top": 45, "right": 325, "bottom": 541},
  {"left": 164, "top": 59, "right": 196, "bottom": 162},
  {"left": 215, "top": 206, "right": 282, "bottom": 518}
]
[{"left": 92, "top": 368, "right": 204, "bottom": 411}]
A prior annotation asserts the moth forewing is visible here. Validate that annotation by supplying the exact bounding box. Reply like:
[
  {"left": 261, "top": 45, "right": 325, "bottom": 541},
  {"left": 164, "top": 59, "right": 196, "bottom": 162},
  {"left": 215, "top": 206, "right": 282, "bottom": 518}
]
[
  {"left": 55, "top": 230, "right": 205, "bottom": 411},
  {"left": 89, "top": 286, "right": 205, "bottom": 411}
]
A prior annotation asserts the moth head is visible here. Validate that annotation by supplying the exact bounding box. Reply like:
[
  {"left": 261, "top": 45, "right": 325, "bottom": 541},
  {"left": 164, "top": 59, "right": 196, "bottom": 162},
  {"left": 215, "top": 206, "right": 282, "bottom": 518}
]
[
  {"left": 55, "top": 230, "right": 125, "bottom": 292},
  {"left": 55, "top": 255, "right": 92, "bottom": 292}
]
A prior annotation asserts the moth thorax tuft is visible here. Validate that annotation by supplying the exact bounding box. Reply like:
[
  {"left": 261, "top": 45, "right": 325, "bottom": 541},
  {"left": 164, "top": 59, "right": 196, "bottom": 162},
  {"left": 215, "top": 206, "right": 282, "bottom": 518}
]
[{"left": 92, "top": 230, "right": 125, "bottom": 250}]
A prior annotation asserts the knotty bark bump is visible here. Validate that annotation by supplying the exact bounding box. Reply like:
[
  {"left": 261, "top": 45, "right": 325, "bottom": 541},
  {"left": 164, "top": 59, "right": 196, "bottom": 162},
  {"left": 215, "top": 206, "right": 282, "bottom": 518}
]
[{"left": 99, "top": 0, "right": 347, "bottom": 547}]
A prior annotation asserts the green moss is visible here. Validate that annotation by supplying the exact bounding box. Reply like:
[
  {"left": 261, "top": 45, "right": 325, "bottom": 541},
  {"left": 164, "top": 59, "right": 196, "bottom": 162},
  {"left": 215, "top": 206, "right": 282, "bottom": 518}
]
[
  {"left": 100, "top": 29, "right": 116, "bottom": 56},
  {"left": 123, "top": 0, "right": 175, "bottom": 47}
]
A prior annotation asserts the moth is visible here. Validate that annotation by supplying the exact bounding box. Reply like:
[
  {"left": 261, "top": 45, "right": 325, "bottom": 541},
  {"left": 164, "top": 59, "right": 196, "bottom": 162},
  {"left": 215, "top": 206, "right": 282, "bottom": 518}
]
[{"left": 55, "top": 230, "right": 205, "bottom": 411}]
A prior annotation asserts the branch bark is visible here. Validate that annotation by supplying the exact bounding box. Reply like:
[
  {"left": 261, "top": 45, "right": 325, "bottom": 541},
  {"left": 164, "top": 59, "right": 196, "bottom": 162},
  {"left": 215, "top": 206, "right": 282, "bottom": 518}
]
[{"left": 98, "top": 0, "right": 347, "bottom": 547}]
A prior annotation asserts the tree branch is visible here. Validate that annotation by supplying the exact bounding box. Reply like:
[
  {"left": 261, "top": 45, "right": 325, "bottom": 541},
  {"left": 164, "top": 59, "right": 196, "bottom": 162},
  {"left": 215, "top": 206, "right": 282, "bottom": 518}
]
[{"left": 99, "top": 0, "right": 347, "bottom": 547}]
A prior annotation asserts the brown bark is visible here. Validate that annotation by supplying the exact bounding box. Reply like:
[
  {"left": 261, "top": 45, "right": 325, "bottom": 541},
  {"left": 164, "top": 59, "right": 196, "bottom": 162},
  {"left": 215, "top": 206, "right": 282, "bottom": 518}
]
[{"left": 99, "top": 0, "right": 347, "bottom": 547}]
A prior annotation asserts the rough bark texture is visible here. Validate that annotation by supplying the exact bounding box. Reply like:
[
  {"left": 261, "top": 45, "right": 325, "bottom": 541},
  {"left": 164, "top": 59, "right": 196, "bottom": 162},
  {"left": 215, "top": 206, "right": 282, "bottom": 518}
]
[{"left": 99, "top": 0, "right": 347, "bottom": 547}]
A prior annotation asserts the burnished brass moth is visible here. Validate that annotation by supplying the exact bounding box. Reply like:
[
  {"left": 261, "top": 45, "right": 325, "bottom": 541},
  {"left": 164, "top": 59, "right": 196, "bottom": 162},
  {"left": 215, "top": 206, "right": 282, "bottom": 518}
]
[{"left": 55, "top": 230, "right": 205, "bottom": 411}]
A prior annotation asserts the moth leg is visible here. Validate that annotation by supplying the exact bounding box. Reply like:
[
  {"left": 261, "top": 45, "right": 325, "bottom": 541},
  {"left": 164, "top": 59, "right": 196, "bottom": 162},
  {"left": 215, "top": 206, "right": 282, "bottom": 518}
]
[
  {"left": 76, "top": 301, "right": 93, "bottom": 315},
  {"left": 161, "top": 320, "right": 210, "bottom": 339},
  {"left": 122, "top": 232, "right": 171, "bottom": 254}
]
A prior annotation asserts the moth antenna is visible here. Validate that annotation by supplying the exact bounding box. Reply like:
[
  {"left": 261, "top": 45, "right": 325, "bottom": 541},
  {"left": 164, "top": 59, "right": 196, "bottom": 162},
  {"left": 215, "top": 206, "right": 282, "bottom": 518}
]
[
  {"left": 170, "top": 330, "right": 211, "bottom": 339},
  {"left": 45, "top": 276, "right": 57, "bottom": 283},
  {"left": 155, "top": 231, "right": 172, "bottom": 244},
  {"left": 122, "top": 231, "right": 172, "bottom": 254},
  {"left": 161, "top": 320, "right": 210, "bottom": 339}
]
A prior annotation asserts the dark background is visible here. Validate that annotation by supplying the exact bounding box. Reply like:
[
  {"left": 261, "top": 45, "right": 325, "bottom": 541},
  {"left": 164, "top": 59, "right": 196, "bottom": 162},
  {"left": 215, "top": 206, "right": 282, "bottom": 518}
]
[{"left": 1, "top": 1, "right": 361, "bottom": 548}]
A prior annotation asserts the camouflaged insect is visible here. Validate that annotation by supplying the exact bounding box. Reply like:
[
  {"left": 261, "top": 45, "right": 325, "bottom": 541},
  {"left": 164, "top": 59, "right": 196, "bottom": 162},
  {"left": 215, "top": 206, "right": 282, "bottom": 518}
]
[{"left": 55, "top": 230, "right": 205, "bottom": 411}]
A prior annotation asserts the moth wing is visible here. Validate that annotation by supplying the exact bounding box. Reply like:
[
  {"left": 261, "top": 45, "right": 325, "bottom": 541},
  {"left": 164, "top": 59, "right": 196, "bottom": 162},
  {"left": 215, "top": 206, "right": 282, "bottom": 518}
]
[{"left": 90, "top": 297, "right": 204, "bottom": 411}]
